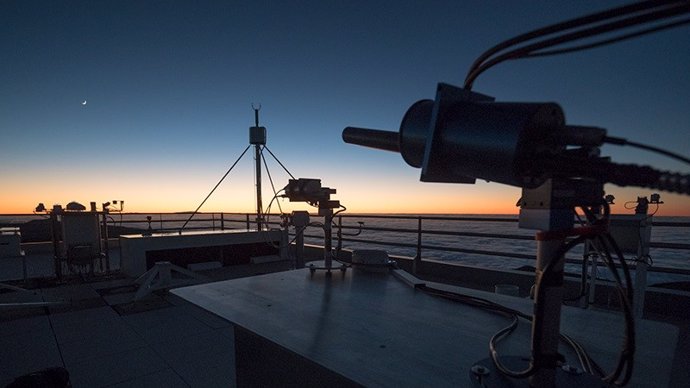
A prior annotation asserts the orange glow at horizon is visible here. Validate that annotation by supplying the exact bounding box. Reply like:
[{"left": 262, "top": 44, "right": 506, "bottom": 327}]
[{"left": 2, "top": 177, "right": 689, "bottom": 216}]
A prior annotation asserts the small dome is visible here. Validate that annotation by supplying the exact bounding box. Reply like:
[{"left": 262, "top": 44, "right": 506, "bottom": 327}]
[{"left": 65, "top": 201, "right": 86, "bottom": 211}]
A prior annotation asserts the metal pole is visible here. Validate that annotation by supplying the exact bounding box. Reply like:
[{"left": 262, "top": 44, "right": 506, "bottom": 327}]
[
  {"left": 634, "top": 215, "right": 652, "bottom": 319},
  {"left": 324, "top": 211, "right": 333, "bottom": 270},
  {"left": 50, "top": 209, "right": 62, "bottom": 279},
  {"left": 253, "top": 108, "right": 263, "bottom": 231},
  {"left": 336, "top": 215, "right": 343, "bottom": 252},
  {"left": 414, "top": 216, "right": 422, "bottom": 274},
  {"left": 529, "top": 229, "right": 571, "bottom": 388},
  {"left": 296, "top": 230, "right": 305, "bottom": 269},
  {"left": 587, "top": 251, "right": 599, "bottom": 307},
  {"left": 255, "top": 144, "right": 262, "bottom": 231},
  {"left": 101, "top": 210, "right": 110, "bottom": 272},
  {"left": 220, "top": 212, "right": 225, "bottom": 231}
]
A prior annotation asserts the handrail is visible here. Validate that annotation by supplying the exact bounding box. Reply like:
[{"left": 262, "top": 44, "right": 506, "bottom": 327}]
[
  {"left": 337, "top": 225, "right": 534, "bottom": 241},
  {"left": 338, "top": 214, "right": 519, "bottom": 222},
  {"left": 2, "top": 212, "right": 688, "bottom": 277}
]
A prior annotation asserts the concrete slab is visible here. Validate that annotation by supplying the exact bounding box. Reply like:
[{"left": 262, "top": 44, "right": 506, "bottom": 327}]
[
  {"left": 88, "top": 277, "right": 136, "bottom": 291},
  {"left": 49, "top": 306, "right": 124, "bottom": 345},
  {"left": 0, "top": 315, "right": 51, "bottom": 338},
  {"left": 152, "top": 330, "right": 235, "bottom": 388},
  {"left": 67, "top": 346, "right": 167, "bottom": 388},
  {"left": 107, "top": 369, "right": 189, "bottom": 388},
  {"left": 175, "top": 304, "right": 232, "bottom": 329},
  {"left": 49, "top": 305, "right": 120, "bottom": 329},
  {"left": 0, "top": 316, "right": 63, "bottom": 386},
  {"left": 59, "top": 324, "right": 144, "bottom": 367},
  {"left": 122, "top": 305, "right": 214, "bottom": 345},
  {"left": 112, "top": 294, "right": 171, "bottom": 315},
  {"left": 0, "top": 288, "right": 45, "bottom": 305},
  {"left": 42, "top": 283, "right": 101, "bottom": 301},
  {"left": 102, "top": 291, "right": 139, "bottom": 306}
]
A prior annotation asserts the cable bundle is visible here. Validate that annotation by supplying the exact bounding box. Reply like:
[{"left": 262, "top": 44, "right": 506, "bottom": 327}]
[{"left": 464, "top": 0, "right": 690, "bottom": 90}]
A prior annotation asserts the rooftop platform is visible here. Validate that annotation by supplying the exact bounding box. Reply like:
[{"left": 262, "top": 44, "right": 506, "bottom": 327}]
[
  {"left": 1, "top": 245, "right": 688, "bottom": 387},
  {"left": 0, "top": 261, "right": 292, "bottom": 388}
]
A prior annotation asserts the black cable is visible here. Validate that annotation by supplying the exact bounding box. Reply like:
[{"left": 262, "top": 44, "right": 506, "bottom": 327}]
[
  {"left": 262, "top": 189, "right": 285, "bottom": 226},
  {"left": 489, "top": 314, "right": 526, "bottom": 378},
  {"left": 525, "top": 17, "right": 690, "bottom": 58},
  {"left": 420, "top": 284, "right": 592, "bottom": 376},
  {"left": 605, "top": 234, "right": 635, "bottom": 302},
  {"left": 260, "top": 148, "right": 284, "bottom": 217},
  {"left": 595, "top": 235, "right": 636, "bottom": 386},
  {"left": 624, "top": 201, "right": 639, "bottom": 210},
  {"left": 566, "top": 208, "right": 594, "bottom": 302},
  {"left": 417, "top": 206, "right": 628, "bottom": 382},
  {"left": 331, "top": 205, "right": 347, "bottom": 228},
  {"left": 528, "top": 205, "right": 608, "bottom": 378},
  {"left": 596, "top": 242, "right": 630, "bottom": 385},
  {"left": 649, "top": 203, "right": 660, "bottom": 217},
  {"left": 564, "top": 253, "right": 589, "bottom": 302},
  {"left": 464, "top": 0, "right": 673, "bottom": 86},
  {"left": 263, "top": 145, "right": 296, "bottom": 179},
  {"left": 179, "top": 145, "right": 251, "bottom": 233},
  {"left": 464, "top": 3, "right": 690, "bottom": 89},
  {"left": 603, "top": 136, "right": 690, "bottom": 165},
  {"left": 529, "top": 234, "right": 590, "bottom": 377},
  {"left": 426, "top": 229, "right": 578, "bottom": 379}
]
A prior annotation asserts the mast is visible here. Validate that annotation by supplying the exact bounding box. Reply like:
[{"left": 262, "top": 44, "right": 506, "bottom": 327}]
[{"left": 249, "top": 105, "right": 266, "bottom": 230}]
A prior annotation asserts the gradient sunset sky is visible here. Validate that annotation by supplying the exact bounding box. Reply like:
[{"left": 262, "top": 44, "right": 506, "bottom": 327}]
[{"left": 2, "top": 1, "right": 689, "bottom": 215}]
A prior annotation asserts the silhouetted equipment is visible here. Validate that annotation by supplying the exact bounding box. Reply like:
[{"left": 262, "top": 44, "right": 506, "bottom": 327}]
[
  {"left": 252, "top": 105, "right": 265, "bottom": 230},
  {"left": 282, "top": 178, "right": 344, "bottom": 273},
  {"left": 635, "top": 196, "right": 650, "bottom": 214},
  {"left": 285, "top": 210, "right": 310, "bottom": 268},
  {"left": 180, "top": 107, "right": 296, "bottom": 234},
  {"left": 284, "top": 178, "right": 340, "bottom": 211},
  {"left": 343, "top": 80, "right": 690, "bottom": 387},
  {"left": 605, "top": 194, "right": 615, "bottom": 204},
  {"left": 36, "top": 202, "right": 112, "bottom": 278},
  {"left": 343, "top": 83, "right": 690, "bottom": 195}
]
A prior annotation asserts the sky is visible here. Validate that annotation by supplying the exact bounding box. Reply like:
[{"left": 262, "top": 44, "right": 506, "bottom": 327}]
[{"left": 1, "top": 1, "right": 689, "bottom": 216}]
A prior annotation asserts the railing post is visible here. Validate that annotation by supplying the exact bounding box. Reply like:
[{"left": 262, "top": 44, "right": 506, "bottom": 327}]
[
  {"left": 159, "top": 213, "right": 163, "bottom": 231},
  {"left": 413, "top": 216, "right": 422, "bottom": 274},
  {"left": 337, "top": 215, "right": 343, "bottom": 253},
  {"left": 246, "top": 214, "right": 250, "bottom": 230},
  {"left": 220, "top": 212, "right": 225, "bottom": 231},
  {"left": 212, "top": 213, "right": 216, "bottom": 231}
]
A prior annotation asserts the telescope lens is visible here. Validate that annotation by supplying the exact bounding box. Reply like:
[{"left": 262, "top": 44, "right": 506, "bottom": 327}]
[{"left": 400, "top": 99, "right": 433, "bottom": 168}]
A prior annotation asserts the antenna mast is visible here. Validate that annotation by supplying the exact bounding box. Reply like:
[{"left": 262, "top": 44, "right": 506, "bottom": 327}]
[{"left": 250, "top": 104, "right": 266, "bottom": 230}]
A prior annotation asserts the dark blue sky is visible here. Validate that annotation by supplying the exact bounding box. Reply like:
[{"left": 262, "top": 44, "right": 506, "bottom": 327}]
[{"left": 2, "top": 1, "right": 689, "bottom": 214}]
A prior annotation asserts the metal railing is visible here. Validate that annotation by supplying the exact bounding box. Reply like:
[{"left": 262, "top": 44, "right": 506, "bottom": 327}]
[
  {"left": 302, "top": 214, "right": 690, "bottom": 277},
  {"left": 2, "top": 212, "right": 689, "bottom": 276}
]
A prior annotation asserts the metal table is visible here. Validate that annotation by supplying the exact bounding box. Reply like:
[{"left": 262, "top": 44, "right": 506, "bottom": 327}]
[{"left": 172, "top": 267, "right": 677, "bottom": 387}]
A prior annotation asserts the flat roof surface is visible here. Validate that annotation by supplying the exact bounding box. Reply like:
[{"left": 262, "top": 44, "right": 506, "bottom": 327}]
[
  {"left": 174, "top": 266, "right": 678, "bottom": 387},
  {"left": 1, "top": 261, "right": 293, "bottom": 387}
]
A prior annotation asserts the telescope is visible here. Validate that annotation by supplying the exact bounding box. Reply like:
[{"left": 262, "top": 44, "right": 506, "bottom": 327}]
[
  {"left": 343, "top": 82, "right": 690, "bottom": 387},
  {"left": 343, "top": 83, "right": 689, "bottom": 195}
]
